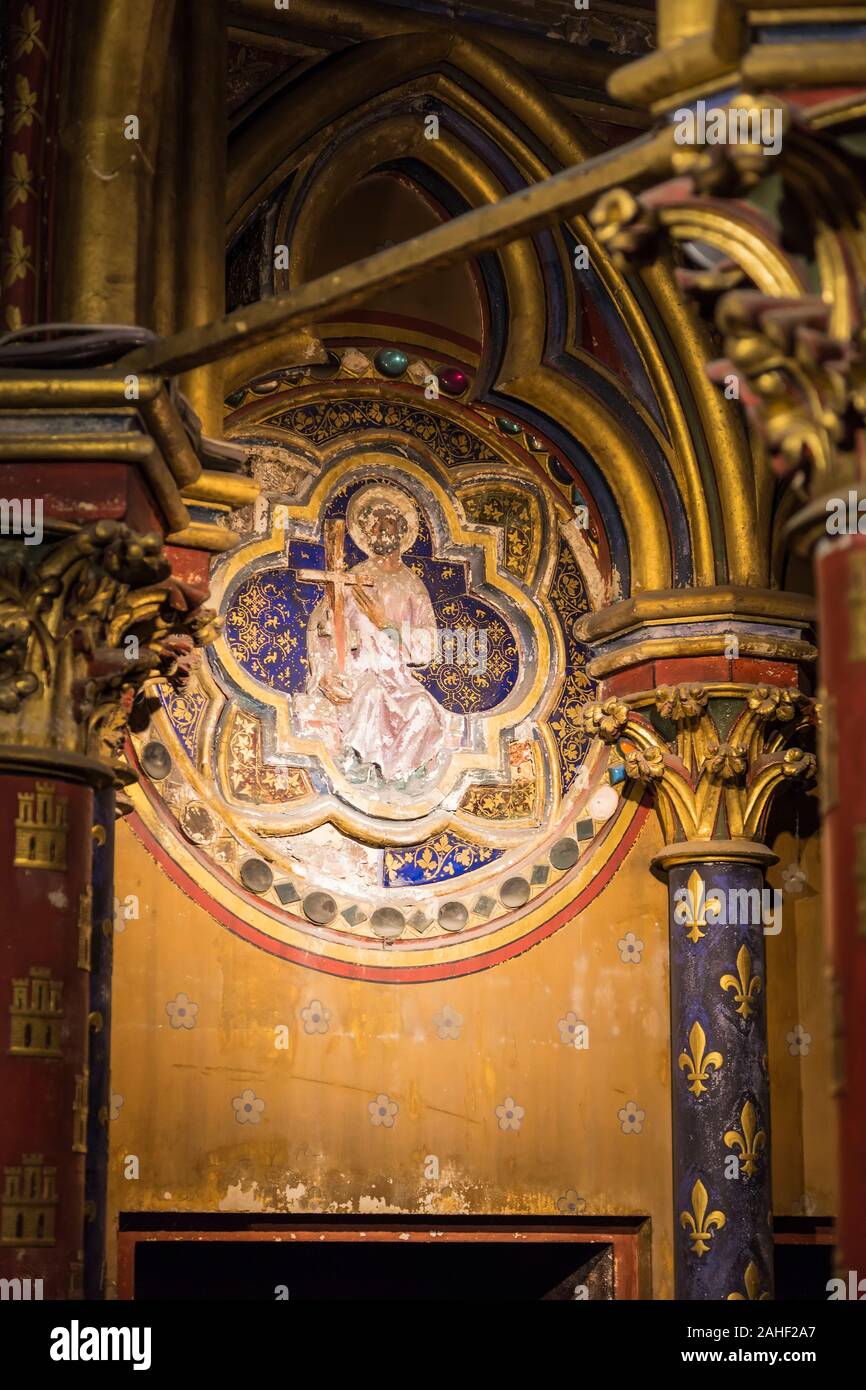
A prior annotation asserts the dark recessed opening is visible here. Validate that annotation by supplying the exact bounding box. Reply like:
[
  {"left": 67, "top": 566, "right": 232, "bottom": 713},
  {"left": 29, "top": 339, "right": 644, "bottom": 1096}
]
[{"left": 133, "top": 1237, "right": 614, "bottom": 1300}]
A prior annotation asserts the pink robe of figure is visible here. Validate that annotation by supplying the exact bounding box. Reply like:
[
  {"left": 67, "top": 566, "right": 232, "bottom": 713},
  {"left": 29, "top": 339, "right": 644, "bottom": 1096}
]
[{"left": 294, "top": 557, "right": 458, "bottom": 784}]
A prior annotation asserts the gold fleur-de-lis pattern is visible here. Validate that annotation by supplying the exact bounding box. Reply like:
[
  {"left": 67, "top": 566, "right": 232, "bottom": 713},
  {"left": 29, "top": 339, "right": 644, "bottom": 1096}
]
[
  {"left": 678, "top": 1020, "right": 723, "bottom": 1097},
  {"left": 727, "top": 1260, "right": 770, "bottom": 1300},
  {"left": 680, "top": 1178, "right": 726, "bottom": 1257},
  {"left": 674, "top": 868, "right": 723, "bottom": 945},
  {"left": 720, "top": 944, "right": 762, "bottom": 1019},
  {"left": 724, "top": 1099, "right": 767, "bottom": 1179}
]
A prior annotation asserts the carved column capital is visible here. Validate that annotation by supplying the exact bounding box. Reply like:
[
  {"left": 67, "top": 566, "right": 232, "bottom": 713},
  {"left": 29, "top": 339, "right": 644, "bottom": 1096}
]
[
  {"left": 579, "top": 682, "right": 816, "bottom": 852},
  {"left": 0, "top": 520, "right": 219, "bottom": 780}
]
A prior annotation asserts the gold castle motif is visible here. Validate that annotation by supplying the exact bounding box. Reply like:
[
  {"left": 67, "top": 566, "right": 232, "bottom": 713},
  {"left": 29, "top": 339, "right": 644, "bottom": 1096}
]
[
  {"left": 1, "top": 1154, "right": 58, "bottom": 1247},
  {"left": 14, "top": 782, "right": 68, "bottom": 871},
  {"left": 9, "top": 966, "right": 63, "bottom": 1057}
]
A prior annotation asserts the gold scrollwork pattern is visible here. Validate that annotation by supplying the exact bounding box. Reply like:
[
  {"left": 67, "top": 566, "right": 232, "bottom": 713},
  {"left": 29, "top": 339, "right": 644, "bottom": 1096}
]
[{"left": 459, "top": 484, "right": 540, "bottom": 584}]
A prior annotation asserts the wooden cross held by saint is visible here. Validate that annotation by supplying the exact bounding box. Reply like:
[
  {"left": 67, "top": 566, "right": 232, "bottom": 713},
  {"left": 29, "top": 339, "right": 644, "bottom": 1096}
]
[{"left": 292, "top": 519, "right": 372, "bottom": 671}]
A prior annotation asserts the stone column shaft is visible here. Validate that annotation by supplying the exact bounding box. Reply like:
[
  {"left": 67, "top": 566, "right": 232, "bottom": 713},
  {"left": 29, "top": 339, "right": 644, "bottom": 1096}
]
[{"left": 667, "top": 851, "right": 773, "bottom": 1300}]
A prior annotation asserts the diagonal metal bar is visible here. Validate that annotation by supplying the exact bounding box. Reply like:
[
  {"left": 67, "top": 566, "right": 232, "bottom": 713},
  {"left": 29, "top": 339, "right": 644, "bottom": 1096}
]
[{"left": 120, "top": 126, "right": 676, "bottom": 378}]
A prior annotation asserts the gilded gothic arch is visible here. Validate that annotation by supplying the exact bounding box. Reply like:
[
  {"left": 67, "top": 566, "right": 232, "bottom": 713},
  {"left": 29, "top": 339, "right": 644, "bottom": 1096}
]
[{"left": 224, "top": 31, "right": 767, "bottom": 593}]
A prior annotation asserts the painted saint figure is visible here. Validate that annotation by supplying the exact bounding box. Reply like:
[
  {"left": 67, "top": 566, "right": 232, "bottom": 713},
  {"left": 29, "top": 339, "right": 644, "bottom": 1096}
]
[{"left": 293, "top": 484, "right": 459, "bottom": 787}]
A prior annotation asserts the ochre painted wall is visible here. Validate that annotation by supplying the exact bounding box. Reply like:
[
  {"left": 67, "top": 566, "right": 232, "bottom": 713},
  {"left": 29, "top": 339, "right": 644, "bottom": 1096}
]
[
  {"left": 105, "top": 806, "right": 833, "bottom": 1300},
  {"left": 766, "top": 817, "right": 836, "bottom": 1217}
]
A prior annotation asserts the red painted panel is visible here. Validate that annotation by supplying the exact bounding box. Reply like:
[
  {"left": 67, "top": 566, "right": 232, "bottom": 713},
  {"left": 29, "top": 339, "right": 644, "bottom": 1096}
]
[
  {"left": 0, "top": 462, "right": 164, "bottom": 535},
  {"left": 655, "top": 656, "right": 730, "bottom": 685},
  {"left": 733, "top": 658, "right": 799, "bottom": 688},
  {"left": 0, "top": 772, "right": 93, "bottom": 1300},
  {"left": 817, "top": 536, "right": 866, "bottom": 1279},
  {"left": 164, "top": 546, "right": 212, "bottom": 587},
  {"left": 604, "top": 664, "right": 655, "bottom": 696}
]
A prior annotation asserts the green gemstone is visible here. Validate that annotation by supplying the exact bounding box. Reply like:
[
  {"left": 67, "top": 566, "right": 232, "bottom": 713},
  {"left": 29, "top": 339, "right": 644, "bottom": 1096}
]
[
  {"left": 374, "top": 348, "right": 409, "bottom": 378},
  {"left": 495, "top": 416, "right": 522, "bottom": 434}
]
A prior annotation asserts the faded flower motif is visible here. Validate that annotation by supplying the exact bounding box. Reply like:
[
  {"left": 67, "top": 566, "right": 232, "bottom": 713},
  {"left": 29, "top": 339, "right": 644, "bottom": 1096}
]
[
  {"left": 780, "top": 862, "right": 807, "bottom": 895},
  {"left": 557, "top": 1011, "right": 588, "bottom": 1047},
  {"left": 165, "top": 992, "right": 198, "bottom": 1029},
  {"left": 656, "top": 683, "right": 707, "bottom": 721},
  {"left": 369, "top": 1093, "right": 398, "bottom": 1128},
  {"left": 556, "top": 1189, "right": 586, "bottom": 1215},
  {"left": 301, "top": 1000, "right": 331, "bottom": 1035},
  {"left": 787, "top": 1024, "right": 812, "bottom": 1057},
  {"left": 618, "top": 1101, "right": 645, "bottom": 1135},
  {"left": 495, "top": 1096, "right": 525, "bottom": 1132},
  {"left": 232, "top": 1088, "right": 265, "bottom": 1124},
  {"left": 109, "top": 1093, "right": 124, "bottom": 1122},
  {"left": 580, "top": 697, "right": 629, "bottom": 742},
  {"left": 706, "top": 740, "right": 746, "bottom": 782},
  {"left": 623, "top": 745, "right": 665, "bottom": 781},
  {"left": 433, "top": 1004, "right": 463, "bottom": 1040},
  {"left": 617, "top": 931, "right": 644, "bottom": 964},
  {"left": 748, "top": 684, "right": 799, "bottom": 722}
]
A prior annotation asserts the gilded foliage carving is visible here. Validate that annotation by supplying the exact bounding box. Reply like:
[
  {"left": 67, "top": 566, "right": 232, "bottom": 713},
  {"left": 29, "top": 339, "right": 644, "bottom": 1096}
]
[
  {"left": 578, "top": 682, "right": 816, "bottom": 845},
  {"left": 0, "top": 521, "right": 219, "bottom": 774}
]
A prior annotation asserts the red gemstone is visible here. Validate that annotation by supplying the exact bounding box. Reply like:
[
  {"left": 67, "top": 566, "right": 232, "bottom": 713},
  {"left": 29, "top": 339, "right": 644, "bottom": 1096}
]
[{"left": 437, "top": 367, "right": 469, "bottom": 396}]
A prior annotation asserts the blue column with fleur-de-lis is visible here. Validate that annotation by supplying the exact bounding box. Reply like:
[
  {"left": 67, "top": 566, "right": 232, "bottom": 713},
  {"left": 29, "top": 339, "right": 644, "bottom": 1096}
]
[{"left": 665, "top": 851, "right": 775, "bottom": 1301}]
